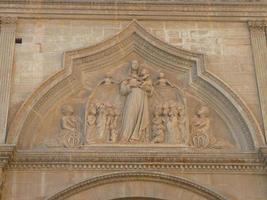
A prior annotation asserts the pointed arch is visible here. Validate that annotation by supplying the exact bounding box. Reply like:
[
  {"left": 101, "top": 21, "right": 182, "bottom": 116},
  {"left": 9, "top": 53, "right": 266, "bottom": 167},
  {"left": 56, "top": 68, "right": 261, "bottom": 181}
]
[{"left": 7, "top": 20, "right": 264, "bottom": 149}]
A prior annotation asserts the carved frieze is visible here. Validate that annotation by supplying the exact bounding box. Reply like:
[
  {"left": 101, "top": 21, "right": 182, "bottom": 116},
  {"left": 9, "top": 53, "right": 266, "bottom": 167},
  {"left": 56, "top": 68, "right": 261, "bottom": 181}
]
[{"left": 39, "top": 60, "right": 235, "bottom": 149}]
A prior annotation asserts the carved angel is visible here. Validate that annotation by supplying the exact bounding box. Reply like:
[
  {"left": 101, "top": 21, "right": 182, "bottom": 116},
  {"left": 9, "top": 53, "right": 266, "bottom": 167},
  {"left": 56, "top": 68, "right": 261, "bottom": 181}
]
[{"left": 154, "top": 72, "right": 175, "bottom": 88}]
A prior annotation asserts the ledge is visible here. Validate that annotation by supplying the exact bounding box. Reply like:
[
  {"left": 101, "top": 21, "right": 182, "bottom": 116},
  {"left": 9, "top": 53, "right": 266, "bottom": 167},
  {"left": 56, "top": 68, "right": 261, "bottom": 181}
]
[
  {"left": 0, "top": 145, "right": 266, "bottom": 173},
  {"left": 3, "top": 146, "right": 266, "bottom": 173},
  {"left": 1, "top": 1, "right": 267, "bottom": 21}
]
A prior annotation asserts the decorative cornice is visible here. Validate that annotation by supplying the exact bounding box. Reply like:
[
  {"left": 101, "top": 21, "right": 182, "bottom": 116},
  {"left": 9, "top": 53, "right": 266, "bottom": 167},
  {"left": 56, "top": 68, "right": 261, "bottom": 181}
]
[
  {"left": 1, "top": 0, "right": 266, "bottom": 6},
  {"left": 5, "top": 147, "right": 266, "bottom": 174},
  {"left": 1, "top": 0, "right": 267, "bottom": 4},
  {"left": 0, "top": 145, "right": 264, "bottom": 173},
  {"left": 0, "top": 17, "right": 17, "bottom": 31},
  {"left": 0, "top": 17, "right": 17, "bottom": 25},
  {"left": 1, "top": 1, "right": 267, "bottom": 21}
]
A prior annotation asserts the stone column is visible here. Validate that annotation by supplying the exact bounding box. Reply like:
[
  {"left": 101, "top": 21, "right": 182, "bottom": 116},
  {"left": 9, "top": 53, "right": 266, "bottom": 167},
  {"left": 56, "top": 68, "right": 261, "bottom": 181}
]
[
  {"left": 248, "top": 21, "right": 267, "bottom": 144},
  {"left": 0, "top": 17, "right": 17, "bottom": 143}
]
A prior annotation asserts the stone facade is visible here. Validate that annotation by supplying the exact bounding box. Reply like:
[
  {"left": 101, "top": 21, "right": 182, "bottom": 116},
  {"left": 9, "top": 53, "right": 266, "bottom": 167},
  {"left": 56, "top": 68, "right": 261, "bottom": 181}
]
[{"left": 0, "top": 1, "right": 267, "bottom": 200}]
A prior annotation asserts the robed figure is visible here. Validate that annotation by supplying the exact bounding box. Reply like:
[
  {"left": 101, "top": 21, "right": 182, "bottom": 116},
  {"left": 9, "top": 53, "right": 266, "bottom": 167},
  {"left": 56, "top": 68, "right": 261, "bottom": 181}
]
[{"left": 120, "top": 61, "right": 153, "bottom": 143}]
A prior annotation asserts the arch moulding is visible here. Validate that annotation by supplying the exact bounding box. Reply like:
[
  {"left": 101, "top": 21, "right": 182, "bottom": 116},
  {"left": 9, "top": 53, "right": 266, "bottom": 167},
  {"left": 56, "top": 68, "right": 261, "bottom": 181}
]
[
  {"left": 7, "top": 20, "right": 264, "bottom": 150},
  {"left": 46, "top": 171, "right": 229, "bottom": 200}
]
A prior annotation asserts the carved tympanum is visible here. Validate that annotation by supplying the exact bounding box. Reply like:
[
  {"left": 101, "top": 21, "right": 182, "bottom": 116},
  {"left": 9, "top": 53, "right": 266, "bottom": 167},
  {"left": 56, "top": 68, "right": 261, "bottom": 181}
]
[
  {"left": 50, "top": 60, "right": 234, "bottom": 149},
  {"left": 81, "top": 60, "right": 190, "bottom": 145}
]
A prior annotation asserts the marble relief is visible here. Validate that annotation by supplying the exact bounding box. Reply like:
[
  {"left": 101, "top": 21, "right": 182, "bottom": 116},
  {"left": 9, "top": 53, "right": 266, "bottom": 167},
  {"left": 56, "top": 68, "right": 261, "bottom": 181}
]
[{"left": 51, "top": 60, "right": 233, "bottom": 149}]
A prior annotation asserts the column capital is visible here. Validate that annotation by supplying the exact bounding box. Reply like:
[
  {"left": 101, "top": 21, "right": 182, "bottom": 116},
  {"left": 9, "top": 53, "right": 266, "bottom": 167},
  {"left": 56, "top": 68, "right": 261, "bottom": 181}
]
[
  {"left": 248, "top": 21, "right": 267, "bottom": 31},
  {"left": 0, "top": 17, "right": 17, "bottom": 31},
  {"left": 0, "top": 17, "right": 17, "bottom": 25}
]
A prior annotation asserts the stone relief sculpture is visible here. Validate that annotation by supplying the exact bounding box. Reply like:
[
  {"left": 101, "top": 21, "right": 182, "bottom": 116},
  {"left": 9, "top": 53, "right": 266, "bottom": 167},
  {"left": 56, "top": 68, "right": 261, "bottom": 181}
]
[
  {"left": 190, "top": 105, "right": 234, "bottom": 149},
  {"left": 59, "top": 105, "right": 81, "bottom": 148},
  {"left": 51, "top": 60, "right": 234, "bottom": 149},
  {"left": 154, "top": 72, "right": 175, "bottom": 88},
  {"left": 120, "top": 65, "right": 154, "bottom": 143},
  {"left": 86, "top": 103, "right": 120, "bottom": 143},
  {"left": 191, "top": 105, "right": 214, "bottom": 148},
  {"left": 151, "top": 104, "right": 165, "bottom": 143}
]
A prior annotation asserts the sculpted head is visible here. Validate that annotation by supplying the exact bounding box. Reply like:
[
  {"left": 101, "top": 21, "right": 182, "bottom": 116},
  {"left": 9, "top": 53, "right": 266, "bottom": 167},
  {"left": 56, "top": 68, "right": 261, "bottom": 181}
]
[
  {"left": 141, "top": 68, "right": 150, "bottom": 79},
  {"left": 104, "top": 74, "right": 112, "bottom": 84},
  {"left": 197, "top": 105, "right": 210, "bottom": 118},
  {"left": 131, "top": 60, "right": 139, "bottom": 70}
]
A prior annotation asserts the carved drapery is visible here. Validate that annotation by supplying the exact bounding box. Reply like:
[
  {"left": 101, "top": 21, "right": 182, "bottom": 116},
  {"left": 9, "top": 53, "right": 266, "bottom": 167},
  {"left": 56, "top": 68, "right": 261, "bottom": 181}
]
[
  {"left": 0, "top": 17, "right": 16, "bottom": 143},
  {"left": 7, "top": 20, "right": 264, "bottom": 150},
  {"left": 248, "top": 21, "right": 267, "bottom": 144}
]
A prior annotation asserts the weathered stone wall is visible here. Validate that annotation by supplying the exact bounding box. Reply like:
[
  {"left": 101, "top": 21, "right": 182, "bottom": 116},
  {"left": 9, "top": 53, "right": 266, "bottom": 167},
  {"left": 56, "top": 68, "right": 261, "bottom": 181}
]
[
  {"left": 10, "top": 20, "right": 261, "bottom": 127},
  {"left": 3, "top": 170, "right": 267, "bottom": 200},
  {"left": 1, "top": 1, "right": 267, "bottom": 200}
]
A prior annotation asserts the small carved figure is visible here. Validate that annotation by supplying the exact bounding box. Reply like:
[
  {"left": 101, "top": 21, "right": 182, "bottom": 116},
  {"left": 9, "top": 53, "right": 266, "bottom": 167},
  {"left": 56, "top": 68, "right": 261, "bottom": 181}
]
[
  {"left": 87, "top": 104, "right": 97, "bottom": 126},
  {"left": 86, "top": 102, "right": 120, "bottom": 143},
  {"left": 191, "top": 105, "right": 216, "bottom": 148},
  {"left": 86, "top": 103, "right": 97, "bottom": 143},
  {"left": 176, "top": 103, "right": 188, "bottom": 145},
  {"left": 151, "top": 105, "right": 165, "bottom": 143},
  {"left": 162, "top": 102, "right": 170, "bottom": 117},
  {"left": 140, "top": 68, "right": 154, "bottom": 96},
  {"left": 166, "top": 101, "right": 180, "bottom": 144},
  {"left": 154, "top": 72, "right": 175, "bottom": 87},
  {"left": 105, "top": 103, "right": 120, "bottom": 142},
  {"left": 60, "top": 105, "right": 81, "bottom": 148},
  {"left": 96, "top": 103, "right": 108, "bottom": 140}
]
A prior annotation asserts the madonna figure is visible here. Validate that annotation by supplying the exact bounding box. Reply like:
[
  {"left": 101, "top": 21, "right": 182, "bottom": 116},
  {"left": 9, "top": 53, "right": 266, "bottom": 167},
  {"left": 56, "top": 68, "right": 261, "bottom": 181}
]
[{"left": 120, "top": 61, "right": 153, "bottom": 143}]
